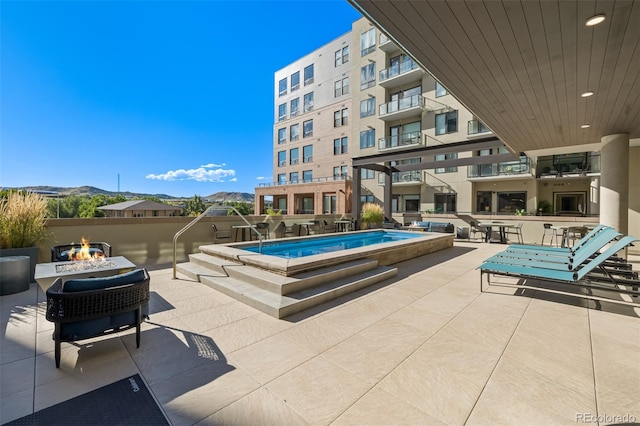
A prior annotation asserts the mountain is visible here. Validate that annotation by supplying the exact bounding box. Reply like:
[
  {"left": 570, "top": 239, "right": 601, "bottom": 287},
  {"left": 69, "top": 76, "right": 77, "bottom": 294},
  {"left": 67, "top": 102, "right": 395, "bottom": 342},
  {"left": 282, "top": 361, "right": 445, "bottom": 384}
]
[
  {"left": 2, "top": 186, "right": 253, "bottom": 202},
  {"left": 204, "top": 192, "right": 255, "bottom": 203}
]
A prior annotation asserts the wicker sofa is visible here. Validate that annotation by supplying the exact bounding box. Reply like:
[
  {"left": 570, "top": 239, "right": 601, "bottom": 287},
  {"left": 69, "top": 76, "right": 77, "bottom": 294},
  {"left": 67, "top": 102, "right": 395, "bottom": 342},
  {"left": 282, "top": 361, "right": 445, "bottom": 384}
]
[{"left": 45, "top": 268, "right": 150, "bottom": 368}]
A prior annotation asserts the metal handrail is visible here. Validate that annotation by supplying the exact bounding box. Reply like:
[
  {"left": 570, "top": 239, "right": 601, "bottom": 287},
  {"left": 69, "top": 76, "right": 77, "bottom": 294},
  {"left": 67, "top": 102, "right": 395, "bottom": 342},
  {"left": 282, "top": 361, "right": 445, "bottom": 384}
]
[{"left": 172, "top": 206, "right": 263, "bottom": 279}]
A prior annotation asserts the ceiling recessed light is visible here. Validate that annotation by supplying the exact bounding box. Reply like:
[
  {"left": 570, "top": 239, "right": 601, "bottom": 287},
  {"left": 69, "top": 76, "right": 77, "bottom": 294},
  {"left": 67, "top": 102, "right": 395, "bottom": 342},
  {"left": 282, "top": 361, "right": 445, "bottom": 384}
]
[
  {"left": 581, "top": 124, "right": 591, "bottom": 129},
  {"left": 581, "top": 91, "right": 594, "bottom": 97},
  {"left": 586, "top": 14, "right": 606, "bottom": 26}
]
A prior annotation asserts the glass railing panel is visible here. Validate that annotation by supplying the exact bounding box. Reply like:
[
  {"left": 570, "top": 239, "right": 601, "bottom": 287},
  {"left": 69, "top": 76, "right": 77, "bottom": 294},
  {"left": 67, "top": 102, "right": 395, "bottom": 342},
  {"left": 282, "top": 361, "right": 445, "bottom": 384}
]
[{"left": 378, "top": 131, "right": 422, "bottom": 150}]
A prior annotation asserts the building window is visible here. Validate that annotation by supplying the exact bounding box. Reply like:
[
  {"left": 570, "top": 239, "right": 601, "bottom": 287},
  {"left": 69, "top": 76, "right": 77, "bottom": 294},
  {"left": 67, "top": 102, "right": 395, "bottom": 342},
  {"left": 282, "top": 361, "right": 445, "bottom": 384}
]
[
  {"left": 303, "top": 119, "right": 313, "bottom": 138},
  {"left": 277, "top": 173, "right": 286, "bottom": 184},
  {"left": 468, "top": 119, "right": 490, "bottom": 135},
  {"left": 278, "top": 78, "right": 287, "bottom": 97},
  {"left": 290, "top": 148, "right": 299, "bottom": 165},
  {"left": 290, "top": 98, "right": 299, "bottom": 117},
  {"left": 335, "top": 46, "right": 349, "bottom": 66},
  {"left": 303, "top": 170, "right": 313, "bottom": 182},
  {"left": 360, "top": 129, "right": 375, "bottom": 148},
  {"left": 334, "top": 137, "right": 348, "bottom": 155},
  {"left": 278, "top": 128, "right": 286, "bottom": 144},
  {"left": 435, "top": 152, "right": 458, "bottom": 173},
  {"left": 360, "top": 28, "right": 376, "bottom": 56},
  {"left": 435, "top": 81, "right": 447, "bottom": 97},
  {"left": 361, "top": 168, "right": 375, "bottom": 180},
  {"left": 278, "top": 103, "right": 287, "bottom": 122},
  {"left": 303, "top": 92, "right": 314, "bottom": 113},
  {"left": 333, "top": 108, "right": 348, "bottom": 127},
  {"left": 403, "top": 195, "right": 420, "bottom": 212},
  {"left": 304, "top": 64, "right": 314, "bottom": 86},
  {"left": 360, "top": 63, "right": 375, "bottom": 90},
  {"left": 360, "top": 97, "right": 375, "bottom": 117},
  {"left": 303, "top": 145, "right": 313, "bottom": 163},
  {"left": 360, "top": 195, "right": 374, "bottom": 204},
  {"left": 324, "top": 195, "right": 337, "bottom": 214},
  {"left": 334, "top": 77, "right": 349, "bottom": 97},
  {"left": 290, "top": 172, "right": 299, "bottom": 183},
  {"left": 435, "top": 194, "right": 456, "bottom": 213},
  {"left": 498, "top": 192, "right": 526, "bottom": 214},
  {"left": 290, "top": 123, "right": 299, "bottom": 141},
  {"left": 291, "top": 71, "right": 300, "bottom": 92},
  {"left": 278, "top": 150, "right": 286, "bottom": 167},
  {"left": 477, "top": 191, "right": 492, "bottom": 213},
  {"left": 435, "top": 110, "right": 458, "bottom": 135},
  {"left": 334, "top": 165, "right": 348, "bottom": 179}
]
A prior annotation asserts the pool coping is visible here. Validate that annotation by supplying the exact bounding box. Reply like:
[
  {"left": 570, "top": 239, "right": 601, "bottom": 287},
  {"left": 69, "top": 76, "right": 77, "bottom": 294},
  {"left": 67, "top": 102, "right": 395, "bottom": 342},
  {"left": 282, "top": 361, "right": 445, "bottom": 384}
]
[{"left": 199, "top": 229, "right": 454, "bottom": 276}]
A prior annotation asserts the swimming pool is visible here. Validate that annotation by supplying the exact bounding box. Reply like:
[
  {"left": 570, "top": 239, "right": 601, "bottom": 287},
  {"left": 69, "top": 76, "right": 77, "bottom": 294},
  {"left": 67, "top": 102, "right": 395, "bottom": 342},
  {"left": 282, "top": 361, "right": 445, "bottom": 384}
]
[
  {"left": 200, "top": 229, "right": 454, "bottom": 276},
  {"left": 242, "top": 230, "right": 423, "bottom": 258}
]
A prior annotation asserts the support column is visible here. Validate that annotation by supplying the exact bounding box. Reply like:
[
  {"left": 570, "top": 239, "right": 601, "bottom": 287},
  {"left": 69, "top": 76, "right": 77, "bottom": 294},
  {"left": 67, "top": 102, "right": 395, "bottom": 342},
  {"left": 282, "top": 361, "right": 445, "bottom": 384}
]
[
  {"left": 384, "top": 162, "right": 392, "bottom": 221},
  {"left": 351, "top": 166, "right": 361, "bottom": 229},
  {"left": 600, "top": 134, "right": 629, "bottom": 234}
]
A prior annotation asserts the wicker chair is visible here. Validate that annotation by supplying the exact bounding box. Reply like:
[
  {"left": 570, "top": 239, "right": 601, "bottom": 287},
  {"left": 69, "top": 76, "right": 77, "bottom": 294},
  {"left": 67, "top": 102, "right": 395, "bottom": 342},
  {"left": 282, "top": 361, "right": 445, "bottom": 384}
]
[
  {"left": 45, "top": 268, "right": 150, "bottom": 368},
  {"left": 212, "top": 224, "right": 231, "bottom": 244},
  {"left": 51, "top": 242, "right": 112, "bottom": 262}
]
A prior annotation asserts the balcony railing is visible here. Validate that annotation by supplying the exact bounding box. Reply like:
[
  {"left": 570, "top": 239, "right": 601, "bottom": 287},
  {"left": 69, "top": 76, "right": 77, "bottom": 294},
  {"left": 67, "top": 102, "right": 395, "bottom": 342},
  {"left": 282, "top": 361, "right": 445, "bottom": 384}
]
[
  {"left": 379, "top": 171, "right": 422, "bottom": 184},
  {"left": 379, "top": 59, "right": 421, "bottom": 83},
  {"left": 379, "top": 94, "right": 423, "bottom": 117},
  {"left": 258, "top": 175, "right": 350, "bottom": 187},
  {"left": 378, "top": 131, "right": 422, "bottom": 150},
  {"left": 468, "top": 120, "right": 491, "bottom": 135},
  {"left": 537, "top": 152, "right": 601, "bottom": 177},
  {"left": 467, "top": 158, "right": 532, "bottom": 178}
]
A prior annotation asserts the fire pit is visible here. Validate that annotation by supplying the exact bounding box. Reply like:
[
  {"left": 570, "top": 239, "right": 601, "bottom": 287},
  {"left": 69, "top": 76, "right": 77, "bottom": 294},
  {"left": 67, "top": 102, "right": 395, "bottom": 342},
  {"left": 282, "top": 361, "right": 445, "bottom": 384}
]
[{"left": 35, "top": 256, "right": 136, "bottom": 293}]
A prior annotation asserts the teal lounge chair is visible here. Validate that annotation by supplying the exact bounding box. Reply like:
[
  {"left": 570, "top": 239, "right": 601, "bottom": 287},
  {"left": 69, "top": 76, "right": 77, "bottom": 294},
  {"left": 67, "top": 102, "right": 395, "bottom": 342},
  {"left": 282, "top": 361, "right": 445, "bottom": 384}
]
[{"left": 479, "top": 236, "right": 639, "bottom": 306}]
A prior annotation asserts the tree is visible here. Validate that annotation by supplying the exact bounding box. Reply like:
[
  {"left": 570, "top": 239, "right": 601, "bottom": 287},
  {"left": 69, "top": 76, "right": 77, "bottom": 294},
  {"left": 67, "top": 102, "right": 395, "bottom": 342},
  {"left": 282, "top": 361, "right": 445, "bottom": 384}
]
[{"left": 183, "top": 195, "right": 207, "bottom": 217}]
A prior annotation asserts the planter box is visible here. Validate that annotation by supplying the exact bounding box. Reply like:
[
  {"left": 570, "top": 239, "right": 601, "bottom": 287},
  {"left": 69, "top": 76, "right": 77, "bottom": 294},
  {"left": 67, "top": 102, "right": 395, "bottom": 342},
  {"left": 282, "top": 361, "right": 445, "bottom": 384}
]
[{"left": 0, "top": 247, "right": 39, "bottom": 283}]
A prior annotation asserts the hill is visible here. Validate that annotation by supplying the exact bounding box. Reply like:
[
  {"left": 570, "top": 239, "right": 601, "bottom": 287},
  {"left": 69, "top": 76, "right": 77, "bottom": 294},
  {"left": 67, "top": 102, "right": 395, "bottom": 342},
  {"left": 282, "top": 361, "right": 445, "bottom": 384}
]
[
  {"left": 3, "top": 186, "right": 254, "bottom": 202},
  {"left": 204, "top": 192, "right": 255, "bottom": 203}
]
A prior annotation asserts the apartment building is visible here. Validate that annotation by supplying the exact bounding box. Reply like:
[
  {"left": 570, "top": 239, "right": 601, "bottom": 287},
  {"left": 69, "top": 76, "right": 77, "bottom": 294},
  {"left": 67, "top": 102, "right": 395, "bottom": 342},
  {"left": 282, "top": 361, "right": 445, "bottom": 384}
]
[{"left": 255, "top": 17, "right": 604, "bottom": 222}]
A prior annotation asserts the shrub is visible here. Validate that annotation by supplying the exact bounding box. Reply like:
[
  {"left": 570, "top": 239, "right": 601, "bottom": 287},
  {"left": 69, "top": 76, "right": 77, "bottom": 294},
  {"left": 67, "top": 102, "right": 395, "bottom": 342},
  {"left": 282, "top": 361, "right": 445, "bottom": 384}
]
[
  {"left": 0, "top": 191, "right": 49, "bottom": 248},
  {"left": 360, "top": 202, "right": 384, "bottom": 228}
]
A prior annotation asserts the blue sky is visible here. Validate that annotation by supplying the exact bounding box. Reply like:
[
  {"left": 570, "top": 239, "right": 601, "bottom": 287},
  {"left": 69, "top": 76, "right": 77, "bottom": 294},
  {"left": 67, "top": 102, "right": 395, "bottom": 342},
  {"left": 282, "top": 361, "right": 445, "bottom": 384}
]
[{"left": 1, "top": 0, "right": 361, "bottom": 197}]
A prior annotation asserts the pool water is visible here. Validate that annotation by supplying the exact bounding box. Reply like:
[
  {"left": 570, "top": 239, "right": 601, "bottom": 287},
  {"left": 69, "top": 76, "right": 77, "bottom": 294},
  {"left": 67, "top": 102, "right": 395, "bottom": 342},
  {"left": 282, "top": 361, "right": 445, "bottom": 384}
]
[{"left": 243, "top": 230, "right": 423, "bottom": 259}]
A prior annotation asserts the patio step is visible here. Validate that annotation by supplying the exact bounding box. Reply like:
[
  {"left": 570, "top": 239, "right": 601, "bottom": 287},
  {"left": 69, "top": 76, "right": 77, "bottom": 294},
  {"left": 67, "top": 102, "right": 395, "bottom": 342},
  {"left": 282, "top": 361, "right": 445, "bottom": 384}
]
[{"left": 198, "top": 265, "right": 397, "bottom": 318}]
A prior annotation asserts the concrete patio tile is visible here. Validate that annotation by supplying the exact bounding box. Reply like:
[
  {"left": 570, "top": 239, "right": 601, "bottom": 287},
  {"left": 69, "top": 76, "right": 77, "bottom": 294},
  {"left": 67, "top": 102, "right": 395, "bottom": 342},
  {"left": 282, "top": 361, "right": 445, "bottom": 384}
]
[
  {"left": 266, "top": 356, "right": 371, "bottom": 425},
  {"left": 35, "top": 336, "right": 135, "bottom": 386},
  {"left": 332, "top": 387, "right": 447, "bottom": 426},
  {"left": 132, "top": 333, "right": 220, "bottom": 385},
  {"left": 228, "top": 333, "right": 316, "bottom": 385},
  {"left": 1, "top": 313, "right": 38, "bottom": 364},
  {"left": 200, "top": 315, "right": 278, "bottom": 354},
  {"left": 1, "top": 356, "right": 34, "bottom": 398},
  {"left": 198, "top": 387, "right": 308, "bottom": 426},
  {"left": 33, "top": 352, "right": 139, "bottom": 412},
  {"left": 376, "top": 293, "right": 529, "bottom": 425},
  {"left": 177, "top": 300, "right": 256, "bottom": 334},
  {"left": 467, "top": 357, "right": 596, "bottom": 425},
  {"left": 322, "top": 330, "right": 417, "bottom": 384},
  {"left": 0, "top": 387, "right": 34, "bottom": 424},
  {"left": 388, "top": 304, "right": 453, "bottom": 336},
  {"left": 589, "top": 309, "right": 640, "bottom": 420},
  {"left": 151, "top": 359, "right": 259, "bottom": 426},
  {"left": 280, "top": 315, "right": 357, "bottom": 354}
]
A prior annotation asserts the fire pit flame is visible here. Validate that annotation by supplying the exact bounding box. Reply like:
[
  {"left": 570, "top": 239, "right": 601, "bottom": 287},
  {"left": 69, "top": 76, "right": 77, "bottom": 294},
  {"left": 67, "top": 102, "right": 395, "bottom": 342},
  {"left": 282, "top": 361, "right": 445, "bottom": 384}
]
[{"left": 68, "top": 237, "right": 105, "bottom": 261}]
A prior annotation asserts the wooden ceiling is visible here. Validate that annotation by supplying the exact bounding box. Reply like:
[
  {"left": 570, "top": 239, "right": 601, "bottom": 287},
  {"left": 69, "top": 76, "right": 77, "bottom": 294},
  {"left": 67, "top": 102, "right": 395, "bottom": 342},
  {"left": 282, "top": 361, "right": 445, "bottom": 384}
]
[{"left": 348, "top": 0, "right": 640, "bottom": 154}]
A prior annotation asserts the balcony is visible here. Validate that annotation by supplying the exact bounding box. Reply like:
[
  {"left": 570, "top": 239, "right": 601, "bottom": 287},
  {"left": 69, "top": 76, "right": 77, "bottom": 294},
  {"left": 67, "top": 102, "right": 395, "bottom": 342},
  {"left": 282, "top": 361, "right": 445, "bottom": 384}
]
[
  {"left": 379, "top": 59, "right": 423, "bottom": 88},
  {"left": 378, "top": 131, "right": 422, "bottom": 151},
  {"left": 537, "top": 152, "right": 601, "bottom": 178},
  {"left": 378, "top": 33, "right": 397, "bottom": 52},
  {"left": 468, "top": 120, "right": 492, "bottom": 136},
  {"left": 467, "top": 157, "right": 532, "bottom": 179},
  {"left": 379, "top": 94, "right": 424, "bottom": 121},
  {"left": 378, "top": 170, "right": 423, "bottom": 185}
]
